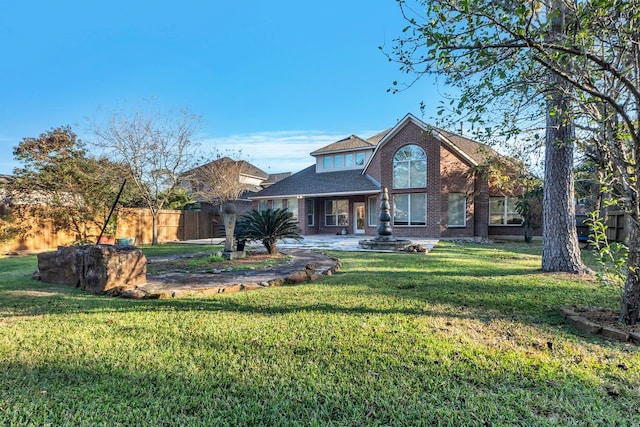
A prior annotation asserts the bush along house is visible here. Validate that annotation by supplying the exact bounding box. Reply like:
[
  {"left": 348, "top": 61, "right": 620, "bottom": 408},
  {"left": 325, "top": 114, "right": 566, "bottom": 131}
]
[{"left": 249, "top": 113, "right": 529, "bottom": 240}]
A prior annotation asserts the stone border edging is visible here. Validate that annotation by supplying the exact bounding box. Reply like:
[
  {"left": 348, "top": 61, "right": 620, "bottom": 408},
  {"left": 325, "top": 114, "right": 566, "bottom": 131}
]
[
  {"left": 560, "top": 307, "right": 640, "bottom": 345},
  {"left": 110, "top": 251, "right": 342, "bottom": 299}
]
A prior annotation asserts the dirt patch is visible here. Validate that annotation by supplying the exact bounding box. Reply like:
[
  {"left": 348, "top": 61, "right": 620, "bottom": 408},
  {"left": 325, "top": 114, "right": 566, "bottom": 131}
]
[
  {"left": 117, "top": 249, "right": 340, "bottom": 299},
  {"left": 146, "top": 252, "right": 293, "bottom": 275}
]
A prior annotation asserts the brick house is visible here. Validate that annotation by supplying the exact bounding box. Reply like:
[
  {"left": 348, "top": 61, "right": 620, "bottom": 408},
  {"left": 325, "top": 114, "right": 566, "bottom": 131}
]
[{"left": 250, "top": 113, "right": 526, "bottom": 239}]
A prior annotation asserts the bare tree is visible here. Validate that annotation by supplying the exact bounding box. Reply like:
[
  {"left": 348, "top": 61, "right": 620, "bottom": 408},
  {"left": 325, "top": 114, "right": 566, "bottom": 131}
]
[
  {"left": 186, "top": 152, "right": 255, "bottom": 252},
  {"left": 93, "top": 104, "right": 202, "bottom": 245}
]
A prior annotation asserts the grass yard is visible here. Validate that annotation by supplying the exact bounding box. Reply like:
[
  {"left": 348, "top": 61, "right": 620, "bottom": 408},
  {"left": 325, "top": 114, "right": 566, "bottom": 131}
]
[{"left": 0, "top": 241, "right": 639, "bottom": 426}]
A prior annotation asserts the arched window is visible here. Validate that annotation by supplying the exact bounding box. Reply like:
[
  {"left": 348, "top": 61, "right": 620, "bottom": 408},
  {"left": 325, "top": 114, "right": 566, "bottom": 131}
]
[{"left": 393, "top": 145, "right": 426, "bottom": 188}]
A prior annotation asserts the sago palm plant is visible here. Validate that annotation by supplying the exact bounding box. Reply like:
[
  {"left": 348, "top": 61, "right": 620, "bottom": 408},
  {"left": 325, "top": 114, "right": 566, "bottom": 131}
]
[{"left": 236, "top": 208, "right": 302, "bottom": 254}]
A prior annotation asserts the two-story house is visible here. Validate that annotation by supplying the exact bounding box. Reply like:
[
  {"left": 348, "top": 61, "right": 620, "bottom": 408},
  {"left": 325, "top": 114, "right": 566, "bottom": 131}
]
[{"left": 250, "top": 113, "right": 525, "bottom": 240}]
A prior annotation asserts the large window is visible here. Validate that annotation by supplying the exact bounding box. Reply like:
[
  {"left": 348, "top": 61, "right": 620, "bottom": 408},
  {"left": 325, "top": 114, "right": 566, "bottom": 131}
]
[
  {"left": 489, "top": 196, "right": 523, "bottom": 225},
  {"left": 393, "top": 193, "right": 426, "bottom": 226},
  {"left": 306, "top": 199, "right": 315, "bottom": 226},
  {"left": 258, "top": 200, "right": 268, "bottom": 213},
  {"left": 368, "top": 196, "right": 377, "bottom": 226},
  {"left": 393, "top": 145, "right": 427, "bottom": 189},
  {"left": 285, "top": 198, "right": 298, "bottom": 219},
  {"left": 325, "top": 200, "right": 349, "bottom": 226},
  {"left": 448, "top": 193, "right": 466, "bottom": 227},
  {"left": 271, "top": 199, "right": 285, "bottom": 210}
]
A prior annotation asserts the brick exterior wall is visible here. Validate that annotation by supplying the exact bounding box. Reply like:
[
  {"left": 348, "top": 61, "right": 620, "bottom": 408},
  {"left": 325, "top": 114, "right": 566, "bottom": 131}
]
[
  {"left": 439, "top": 145, "right": 475, "bottom": 238},
  {"left": 375, "top": 121, "right": 441, "bottom": 238},
  {"left": 251, "top": 116, "right": 536, "bottom": 240}
]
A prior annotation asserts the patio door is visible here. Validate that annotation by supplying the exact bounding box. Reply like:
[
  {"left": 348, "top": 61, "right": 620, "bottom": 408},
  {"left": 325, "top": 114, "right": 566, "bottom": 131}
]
[{"left": 354, "top": 202, "right": 365, "bottom": 234}]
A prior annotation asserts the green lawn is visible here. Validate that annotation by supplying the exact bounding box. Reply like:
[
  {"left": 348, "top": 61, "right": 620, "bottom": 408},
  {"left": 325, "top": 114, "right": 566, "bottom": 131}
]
[{"left": 1, "top": 242, "right": 638, "bottom": 426}]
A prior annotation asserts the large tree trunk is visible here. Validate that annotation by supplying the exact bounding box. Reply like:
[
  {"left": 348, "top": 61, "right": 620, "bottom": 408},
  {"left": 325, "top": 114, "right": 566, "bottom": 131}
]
[
  {"left": 620, "top": 211, "right": 640, "bottom": 325},
  {"left": 541, "top": 0, "right": 589, "bottom": 273},
  {"left": 542, "top": 76, "right": 590, "bottom": 273}
]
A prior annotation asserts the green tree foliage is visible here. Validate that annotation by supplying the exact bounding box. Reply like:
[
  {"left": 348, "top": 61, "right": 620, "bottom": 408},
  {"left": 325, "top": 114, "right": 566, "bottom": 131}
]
[
  {"left": 389, "top": 0, "right": 640, "bottom": 324},
  {"left": 516, "top": 182, "right": 544, "bottom": 244},
  {"left": 10, "top": 126, "right": 134, "bottom": 243},
  {"left": 236, "top": 208, "right": 302, "bottom": 255}
]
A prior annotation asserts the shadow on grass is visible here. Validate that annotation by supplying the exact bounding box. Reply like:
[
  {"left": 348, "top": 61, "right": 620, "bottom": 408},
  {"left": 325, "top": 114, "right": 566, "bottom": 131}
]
[{"left": 0, "top": 242, "right": 616, "bottom": 333}]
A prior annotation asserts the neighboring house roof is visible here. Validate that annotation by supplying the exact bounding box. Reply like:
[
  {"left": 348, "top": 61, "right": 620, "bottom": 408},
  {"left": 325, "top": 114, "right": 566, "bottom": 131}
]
[
  {"left": 251, "top": 165, "right": 380, "bottom": 199},
  {"left": 262, "top": 172, "right": 292, "bottom": 187},
  {"left": 185, "top": 157, "right": 269, "bottom": 181},
  {"left": 310, "top": 135, "right": 376, "bottom": 156}
]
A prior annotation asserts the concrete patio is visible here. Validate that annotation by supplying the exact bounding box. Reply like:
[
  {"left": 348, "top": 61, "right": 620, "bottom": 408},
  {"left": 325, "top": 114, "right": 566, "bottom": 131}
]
[{"left": 181, "top": 235, "right": 439, "bottom": 253}]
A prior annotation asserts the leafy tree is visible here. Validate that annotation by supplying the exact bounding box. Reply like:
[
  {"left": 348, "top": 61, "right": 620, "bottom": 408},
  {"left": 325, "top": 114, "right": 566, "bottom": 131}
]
[
  {"left": 516, "top": 182, "right": 544, "bottom": 244},
  {"left": 10, "top": 126, "right": 132, "bottom": 243},
  {"left": 389, "top": 0, "right": 640, "bottom": 323},
  {"left": 236, "top": 208, "right": 301, "bottom": 255},
  {"left": 93, "top": 103, "right": 202, "bottom": 245}
]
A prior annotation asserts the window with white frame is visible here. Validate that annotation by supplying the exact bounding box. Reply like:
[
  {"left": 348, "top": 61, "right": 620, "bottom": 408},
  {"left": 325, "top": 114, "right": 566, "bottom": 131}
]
[
  {"left": 306, "top": 199, "right": 314, "bottom": 226},
  {"left": 271, "top": 199, "right": 284, "bottom": 210},
  {"left": 345, "top": 153, "right": 354, "bottom": 167},
  {"left": 325, "top": 200, "right": 349, "bottom": 226},
  {"left": 393, "top": 193, "right": 426, "bottom": 226},
  {"left": 393, "top": 145, "right": 427, "bottom": 189},
  {"left": 286, "top": 198, "right": 298, "bottom": 219},
  {"left": 448, "top": 193, "right": 466, "bottom": 227},
  {"left": 258, "top": 200, "right": 268, "bottom": 212},
  {"left": 489, "top": 196, "right": 523, "bottom": 225},
  {"left": 321, "top": 152, "right": 367, "bottom": 171},
  {"left": 368, "top": 196, "right": 377, "bottom": 226}
]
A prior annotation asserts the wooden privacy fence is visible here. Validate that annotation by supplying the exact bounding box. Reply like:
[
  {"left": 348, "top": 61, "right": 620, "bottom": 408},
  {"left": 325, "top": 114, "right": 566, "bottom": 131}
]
[
  {"left": 5, "top": 208, "right": 220, "bottom": 253},
  {"left": 117, "top": 209, "right": 220, "bottom": 245}
]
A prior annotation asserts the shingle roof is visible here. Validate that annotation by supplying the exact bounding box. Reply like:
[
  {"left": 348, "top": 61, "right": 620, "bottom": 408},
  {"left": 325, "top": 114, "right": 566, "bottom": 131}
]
[
  {"left": 434, "top": 128, "right": 499, "bottom": 165},
  {"left": 186, "top": 157, "right": 269, "bottom": 180},
  {"left": 251, "top": 165, "right": 380, "bottom": 199},
  {"left": 310, "top": 135, "right": 376, "bottom": 156},
  {"left": 262, "top": 172, "right": 292, "bottom": 187},
  {"left": 366, "top": 129, "right": 390, "bottom": 145}
]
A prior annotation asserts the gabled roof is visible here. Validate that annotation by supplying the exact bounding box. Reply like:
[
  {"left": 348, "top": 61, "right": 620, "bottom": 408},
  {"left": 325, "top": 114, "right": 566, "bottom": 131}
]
[
  {"left": 310, "top": 135, "right": 376, "bottom": 156},
  {"left": 186, "top": 157, "right": 269, "bottom": 180},
  {"left": 250, "top": 165, "right": 380, "bottom": 199},
  {"left": 433, "top": 128, "right": 499, "bottom": 165},
  {"left": 366, "top": 129, "right": 390, "bottom": 145},
  {"left": 363, "top": 113, "right": 499, "bottom": 173},
  {"left": 262, "top": 172, "right": 292, "bottom": 187}
]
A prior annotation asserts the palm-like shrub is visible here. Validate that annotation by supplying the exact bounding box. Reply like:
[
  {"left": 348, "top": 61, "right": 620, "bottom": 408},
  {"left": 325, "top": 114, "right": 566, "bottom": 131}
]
[{"left": 236, "top": 208, "right": 302, "bottom": 255}]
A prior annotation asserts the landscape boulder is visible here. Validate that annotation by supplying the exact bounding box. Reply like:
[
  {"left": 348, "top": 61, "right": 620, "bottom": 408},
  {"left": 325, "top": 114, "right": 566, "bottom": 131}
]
[{"left": 36, "top": 245, "right": 147, "bottom": 294}]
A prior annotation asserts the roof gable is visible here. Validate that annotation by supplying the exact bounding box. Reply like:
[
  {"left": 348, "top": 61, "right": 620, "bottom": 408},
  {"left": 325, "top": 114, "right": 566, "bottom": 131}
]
[
  {"left": 363, "top": 113, "right": 499, "bottom": 173},
  {"left": 310, "top": 135, "right": 376, "bottom": 156}
]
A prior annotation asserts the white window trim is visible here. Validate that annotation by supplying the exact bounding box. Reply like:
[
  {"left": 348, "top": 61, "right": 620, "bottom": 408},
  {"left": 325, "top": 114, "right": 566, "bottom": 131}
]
[
  {"left": 368, "top": 196, "right": 377, "bottom": 227},
  {"left": 306, "top": 199, "right": 315, "bottom": 227},
  {"left": 392, "top": 193, "right": 427, "bottom": 227},
  {"left": 325, "top": 200, "right": 349, "bottom": 226},
  {"left": 448, "top": 193, "right": 467, "bottom": 228},
  {"left": 489, "top": 196, "right": 523, "bottom": 226},
  {"left": 392, "top": 144, "right": 427, "bottom": 189}
]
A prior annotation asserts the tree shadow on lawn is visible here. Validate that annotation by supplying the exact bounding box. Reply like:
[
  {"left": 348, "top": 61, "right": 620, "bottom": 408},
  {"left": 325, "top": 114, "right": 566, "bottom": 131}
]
[
  {"left": 1, "top": 272, "right": 614, "bottom": 341},
  {"left": 2, "top": 349, "right": 633, "bottom": 426}
]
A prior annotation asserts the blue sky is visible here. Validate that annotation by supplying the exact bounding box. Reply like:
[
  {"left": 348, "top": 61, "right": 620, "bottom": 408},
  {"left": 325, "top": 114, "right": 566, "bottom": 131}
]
[{"left": 0, "top": 0, "right": 444, "bottom": 175}]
